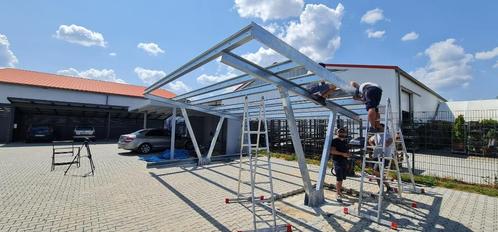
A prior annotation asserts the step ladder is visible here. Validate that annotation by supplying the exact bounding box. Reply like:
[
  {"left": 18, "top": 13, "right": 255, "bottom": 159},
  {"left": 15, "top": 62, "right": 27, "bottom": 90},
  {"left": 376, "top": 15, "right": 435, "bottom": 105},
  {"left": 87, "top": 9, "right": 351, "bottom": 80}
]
[
  {"left": 344, "top": 98, "right": 423, "bottom": 229},
  {"left": 225, "top": 96, "right": 290, "bottom": 232}
]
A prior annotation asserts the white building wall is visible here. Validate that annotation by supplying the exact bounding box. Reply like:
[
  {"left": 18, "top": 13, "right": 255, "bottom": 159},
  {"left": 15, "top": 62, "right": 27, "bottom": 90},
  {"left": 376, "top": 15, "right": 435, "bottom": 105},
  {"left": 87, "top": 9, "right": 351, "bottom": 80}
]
[
  {"left": 436, "top": 99, "right": 498, "bottom": 121},
  {"left": 327, "top": 67, "right": 399, "bottom": 123},
  {"left": 0, "top": 83, "right": 147, "bottom": 107},
  {"left": 399, "top": 73, "right": 443, "bottom": 114},
  {"left": 226, "top": 118, "right": 242, "bottom": 154}
]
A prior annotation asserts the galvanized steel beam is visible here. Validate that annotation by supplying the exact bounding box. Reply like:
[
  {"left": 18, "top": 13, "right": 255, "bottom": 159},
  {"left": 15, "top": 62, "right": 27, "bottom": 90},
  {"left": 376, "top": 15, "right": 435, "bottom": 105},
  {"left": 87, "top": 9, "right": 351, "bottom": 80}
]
[
  {"left": 173, "top": 60, "right": 302, "bottom": 101},
  {"left": 220, "top": 52, "right": 359, "bottom": 120},
  {"left": 144, "top": 94, "right": 239, "bottom": 120},
  {"left": 144, "top": 24, "right": 254, "bottom": 94},
  {"left": 250, "top": 23, "right": 355, "bottom": 93}
]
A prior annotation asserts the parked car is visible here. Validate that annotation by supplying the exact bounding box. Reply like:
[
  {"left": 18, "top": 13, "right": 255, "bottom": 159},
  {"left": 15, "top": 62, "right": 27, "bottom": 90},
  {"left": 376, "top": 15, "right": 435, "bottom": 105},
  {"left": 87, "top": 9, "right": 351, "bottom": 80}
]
[
  {"left": 73, "top": 126, "right": 96, "bottom": 141},
  {"left": 118, "top": 128, "right": 193, "bottom": 154},
  {"left": 26, "top": 125, "right": 54, "bottom": 143}
]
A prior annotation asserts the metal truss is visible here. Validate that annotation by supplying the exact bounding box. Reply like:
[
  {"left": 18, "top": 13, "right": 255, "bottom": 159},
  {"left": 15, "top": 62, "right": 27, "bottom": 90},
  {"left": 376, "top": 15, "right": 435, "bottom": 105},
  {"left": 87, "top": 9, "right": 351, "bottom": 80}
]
[{"left": 141, "top": 22, "right": 366, "bottom": 206}]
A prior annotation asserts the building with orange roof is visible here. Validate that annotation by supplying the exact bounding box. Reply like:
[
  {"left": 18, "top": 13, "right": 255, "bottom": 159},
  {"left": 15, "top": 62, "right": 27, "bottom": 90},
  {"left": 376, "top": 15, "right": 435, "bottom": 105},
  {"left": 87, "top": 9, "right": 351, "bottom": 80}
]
[{"left": 0, "top": 68, "right": 177, "bottom": 143}]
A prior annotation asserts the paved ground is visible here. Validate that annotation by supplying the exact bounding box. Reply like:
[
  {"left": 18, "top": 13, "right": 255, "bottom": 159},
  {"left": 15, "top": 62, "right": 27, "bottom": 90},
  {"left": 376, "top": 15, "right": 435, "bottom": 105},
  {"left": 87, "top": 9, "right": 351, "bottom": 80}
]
[{"left": 1, "top": 143, "right": 497, "bottom": 231}]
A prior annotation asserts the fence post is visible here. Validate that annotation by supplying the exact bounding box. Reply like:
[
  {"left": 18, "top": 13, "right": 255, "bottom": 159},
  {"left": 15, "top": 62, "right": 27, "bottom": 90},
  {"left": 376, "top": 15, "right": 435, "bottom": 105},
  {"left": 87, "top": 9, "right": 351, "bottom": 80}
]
[{"left": 412, "top": 150, "right": 415, "bottom": 175}]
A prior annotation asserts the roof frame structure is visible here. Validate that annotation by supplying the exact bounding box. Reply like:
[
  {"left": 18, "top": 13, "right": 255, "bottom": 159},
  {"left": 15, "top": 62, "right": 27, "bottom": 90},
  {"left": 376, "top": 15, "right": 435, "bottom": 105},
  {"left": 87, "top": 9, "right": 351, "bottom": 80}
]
[{"left": 142, "top": 22, "right": 366, "bottom": 207}]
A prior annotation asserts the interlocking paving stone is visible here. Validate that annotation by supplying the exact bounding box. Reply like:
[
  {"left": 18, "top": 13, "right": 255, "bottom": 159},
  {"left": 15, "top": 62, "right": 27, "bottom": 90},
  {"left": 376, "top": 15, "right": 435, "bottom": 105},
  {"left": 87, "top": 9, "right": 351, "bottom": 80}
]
[{"left": 0, "top": 143, "right": 497, "bottom": 231}]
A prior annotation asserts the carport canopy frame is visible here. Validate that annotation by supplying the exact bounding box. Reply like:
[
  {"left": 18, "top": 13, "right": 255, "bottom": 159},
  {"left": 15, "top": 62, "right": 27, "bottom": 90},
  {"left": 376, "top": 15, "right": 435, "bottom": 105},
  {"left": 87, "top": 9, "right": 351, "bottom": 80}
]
[{"left": 142, "top": 22, "right": 367, "bottom": 206}]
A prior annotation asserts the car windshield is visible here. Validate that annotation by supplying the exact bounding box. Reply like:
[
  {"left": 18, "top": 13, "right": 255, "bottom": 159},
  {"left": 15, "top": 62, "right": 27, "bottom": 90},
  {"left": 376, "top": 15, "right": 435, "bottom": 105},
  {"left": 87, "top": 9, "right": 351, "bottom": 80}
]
[
  {"left": 132, "top": 129, "right": 148, "bottom": 135},
  {"left": 76, "top": 126, "right": 93, "bottom": 130}
]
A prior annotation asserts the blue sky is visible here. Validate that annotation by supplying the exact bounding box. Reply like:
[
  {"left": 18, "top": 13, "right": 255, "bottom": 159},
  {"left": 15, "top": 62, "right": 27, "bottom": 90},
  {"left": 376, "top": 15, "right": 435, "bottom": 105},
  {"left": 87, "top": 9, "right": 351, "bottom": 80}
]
[{"left": 0, "top": 0, "right": 497, "bottom": 101}]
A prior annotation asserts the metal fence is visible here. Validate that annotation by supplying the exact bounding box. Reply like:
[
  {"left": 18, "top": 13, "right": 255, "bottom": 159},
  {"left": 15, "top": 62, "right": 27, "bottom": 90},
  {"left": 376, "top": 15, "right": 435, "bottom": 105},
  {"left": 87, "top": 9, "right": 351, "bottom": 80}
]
[{"left": 267, "top": 110, "right": 498, "bottom": 185}]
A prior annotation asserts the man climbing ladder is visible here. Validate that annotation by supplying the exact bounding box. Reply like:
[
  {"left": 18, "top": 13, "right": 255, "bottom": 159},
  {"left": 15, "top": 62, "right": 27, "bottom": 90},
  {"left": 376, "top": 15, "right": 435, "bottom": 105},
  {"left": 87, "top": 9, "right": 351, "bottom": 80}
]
[
  {"left": 351, "top": 81, "right": 383, "bottom": 132},
  {"left": 343, "top": 98, "right": 424, "bottom": 229}
]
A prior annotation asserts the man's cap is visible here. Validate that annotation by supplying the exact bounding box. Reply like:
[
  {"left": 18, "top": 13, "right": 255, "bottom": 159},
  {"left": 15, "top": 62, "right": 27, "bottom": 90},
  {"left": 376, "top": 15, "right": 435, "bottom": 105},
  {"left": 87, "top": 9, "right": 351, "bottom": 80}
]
[{"left": 336, "top": 127, "right": 347, "bottom": 133}]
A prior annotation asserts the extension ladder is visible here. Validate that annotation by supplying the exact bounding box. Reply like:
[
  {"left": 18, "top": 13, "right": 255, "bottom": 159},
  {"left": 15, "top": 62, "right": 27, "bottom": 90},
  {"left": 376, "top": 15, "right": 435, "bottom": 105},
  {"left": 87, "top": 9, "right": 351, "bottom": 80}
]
[
  {"left": 343, "top": 98, "right": 423, "bottom": 229},
  {"left": 225, "top": 96, "right": 290, "bottom": 232}
]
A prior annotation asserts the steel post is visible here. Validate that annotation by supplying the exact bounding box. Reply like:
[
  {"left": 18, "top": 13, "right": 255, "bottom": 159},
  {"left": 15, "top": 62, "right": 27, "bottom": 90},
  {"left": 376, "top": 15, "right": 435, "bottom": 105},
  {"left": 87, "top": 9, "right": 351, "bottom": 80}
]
[
  {"left": 170, "top": 107, "right": 176, "bottom": 160},
  {"left": 278, "top": 87, "right": 315, "bottom": 205},
  {"left": 180, "top": 108, "right": 203, "bottom": 162},
  {"left": 315, "top": 111, "right": 337, "bottom": 202}
]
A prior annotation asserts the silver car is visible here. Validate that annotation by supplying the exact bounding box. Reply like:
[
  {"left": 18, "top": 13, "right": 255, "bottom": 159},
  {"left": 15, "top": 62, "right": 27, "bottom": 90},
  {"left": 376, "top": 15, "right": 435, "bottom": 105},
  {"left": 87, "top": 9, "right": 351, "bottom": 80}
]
[
  {"left": 74, "top": 126, "right": 96, "bottom": 141},
  {"left": 118, "top": 128, "right": 191, "bottom": 154}
]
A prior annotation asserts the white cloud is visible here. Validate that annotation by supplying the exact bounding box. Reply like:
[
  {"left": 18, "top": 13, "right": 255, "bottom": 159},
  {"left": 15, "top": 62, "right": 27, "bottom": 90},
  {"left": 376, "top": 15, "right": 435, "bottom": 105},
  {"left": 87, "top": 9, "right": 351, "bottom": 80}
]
[
  {"left": 242, "top": 3, "right": 344, "bottom": 66},
  {"left": 197, "top": 72, "right": 234, "bottom": 85},
  {"left": 0, "top": 34, "right": 18, "bottom": 67},
  {"left": 475, "top": 47, "right": 498, "bottom": 60},
  {"left": 109, "top": 52, "right": 117, "bottom": 56},
  {"left": 262, "top": 23, "right": 285, "bottom": 36},
  {"left": 366, "top": 29, "right": 385, "bottom": 39},
  {"left": 410, "top": 38, "right": 473, "bottom": 90},
  {"left": 54, "top": 24, "right": 106, "bottom": 47},
  {"left": 401, "top": 32, "right": 419, "bottom": 41},
  {"left": 242, "top": 47, "right": 286, "bottom": 67},
  {"left": 167, "top": 80, "right": 191, "bottom": 94},
  {"left": 57, "top": 68, "right": 126, "bottom": 83},
  {"left": 493, "top": 61, "right": 498, "bottom": 68},
  {"left": 234, "top": 0, "right": 304, "bottom": 21},
  {"left": 137, "top": 42, "right": 165, "bottom": 56},
  {"left": 361, "top": 8, "right": 384, "bottom": 25},
  {"left": 134, "top": 67, "right": 165, "bottom": 85},
  {"left": 282, "top": 4, "right": 344, "bottom": 61}
]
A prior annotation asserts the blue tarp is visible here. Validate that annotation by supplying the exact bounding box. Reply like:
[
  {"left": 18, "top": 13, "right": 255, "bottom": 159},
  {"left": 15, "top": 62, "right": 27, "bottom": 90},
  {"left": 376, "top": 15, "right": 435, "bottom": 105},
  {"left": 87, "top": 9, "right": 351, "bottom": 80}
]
[{"left": 139, "top": 149, "right": 190, "bottom": 163}]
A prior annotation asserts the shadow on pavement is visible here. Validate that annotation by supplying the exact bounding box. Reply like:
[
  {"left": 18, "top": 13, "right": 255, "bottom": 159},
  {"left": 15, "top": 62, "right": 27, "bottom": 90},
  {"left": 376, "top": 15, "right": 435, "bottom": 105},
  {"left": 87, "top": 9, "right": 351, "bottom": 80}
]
[{"left": 149, "top": 172, "right": 231, "bottom": 232}]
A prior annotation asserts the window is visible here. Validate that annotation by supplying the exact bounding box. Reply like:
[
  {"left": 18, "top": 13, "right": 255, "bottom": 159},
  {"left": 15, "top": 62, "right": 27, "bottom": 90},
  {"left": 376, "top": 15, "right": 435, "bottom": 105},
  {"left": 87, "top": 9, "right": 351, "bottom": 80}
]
[{"left": 146, "top": 129, "right": 169, "bottom": 137}]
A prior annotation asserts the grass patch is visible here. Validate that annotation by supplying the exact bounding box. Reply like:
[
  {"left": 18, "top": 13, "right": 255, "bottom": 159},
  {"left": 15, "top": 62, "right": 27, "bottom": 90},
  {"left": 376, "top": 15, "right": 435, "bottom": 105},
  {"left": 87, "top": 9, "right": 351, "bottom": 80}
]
[{"left": 265, "top": 152, "right": 498, "bottom": 198}]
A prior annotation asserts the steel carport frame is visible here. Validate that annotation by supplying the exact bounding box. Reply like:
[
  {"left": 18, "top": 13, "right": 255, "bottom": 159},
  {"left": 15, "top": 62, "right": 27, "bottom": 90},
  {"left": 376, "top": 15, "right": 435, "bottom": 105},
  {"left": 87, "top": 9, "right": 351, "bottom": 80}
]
[{"left": 143, "top": 22, "right": 364, "bottom": 207}]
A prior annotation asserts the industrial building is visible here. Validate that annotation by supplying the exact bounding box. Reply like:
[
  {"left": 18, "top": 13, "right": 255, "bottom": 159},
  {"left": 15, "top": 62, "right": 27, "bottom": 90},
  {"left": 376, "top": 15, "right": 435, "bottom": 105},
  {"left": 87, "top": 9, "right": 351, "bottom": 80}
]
[{"left": 0, "top": 68, "right": 225, "bottom": 149}]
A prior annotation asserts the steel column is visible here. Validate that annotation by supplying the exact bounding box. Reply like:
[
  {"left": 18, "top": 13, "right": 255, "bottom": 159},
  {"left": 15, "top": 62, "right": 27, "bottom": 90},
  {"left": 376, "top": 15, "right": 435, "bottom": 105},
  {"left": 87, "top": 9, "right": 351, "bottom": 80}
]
[
  {"left": 106, "top": 112, "right": 111, "bottom": 139},
  {"left": 315, "top": 111, "right": 337, "bottom": 199},
  {"left": 170, "top": 107, "right": 176, "bottom": 160},
  {"left": 278, "top": 87, "right": 314, "bottom": 201},
  {"left": 206, "top": 117, "right": 225, "bottom": 160},
  {"left": 180, "top": 108, "right": 202, "bottom": 160},
  {"left": 143, "top": 112, "right": 147, "bottom": 129}
]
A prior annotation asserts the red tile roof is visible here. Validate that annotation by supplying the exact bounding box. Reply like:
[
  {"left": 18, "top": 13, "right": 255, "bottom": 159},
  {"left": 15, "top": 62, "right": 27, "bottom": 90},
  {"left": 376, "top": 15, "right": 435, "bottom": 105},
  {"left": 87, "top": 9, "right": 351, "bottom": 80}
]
[{"left": 0, "top": 68, "right": 175, "bottom": 99}]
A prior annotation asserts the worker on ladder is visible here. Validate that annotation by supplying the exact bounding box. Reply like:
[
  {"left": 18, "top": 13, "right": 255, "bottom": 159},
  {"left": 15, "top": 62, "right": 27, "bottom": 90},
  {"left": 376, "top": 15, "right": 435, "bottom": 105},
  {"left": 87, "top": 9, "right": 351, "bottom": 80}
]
[
  {"left": 369, "top": 123, "right": 394, "bottom": 193},
  {"left": 351, "top": 81, "right": 383, "bottom": 132},
  {"left": 331, "top": 127, "right": 351, "bottom": 203}
]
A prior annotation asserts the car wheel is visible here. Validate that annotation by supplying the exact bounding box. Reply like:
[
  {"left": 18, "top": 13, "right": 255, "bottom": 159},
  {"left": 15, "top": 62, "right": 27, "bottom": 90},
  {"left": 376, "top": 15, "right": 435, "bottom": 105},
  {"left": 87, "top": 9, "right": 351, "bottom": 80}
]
[{"left": 138, "top": 143, "right": 152, "bottom": 154}]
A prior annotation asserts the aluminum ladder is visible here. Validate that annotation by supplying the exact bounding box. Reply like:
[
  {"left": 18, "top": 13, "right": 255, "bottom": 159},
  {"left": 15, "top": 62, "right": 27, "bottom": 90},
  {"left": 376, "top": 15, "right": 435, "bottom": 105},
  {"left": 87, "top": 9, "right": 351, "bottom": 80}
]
[
  {"left": 344, "top": 98, "right": 406, "bottom": 229},
  {"left": 225, "top": 96, "right": 290, "bottom": 232}
]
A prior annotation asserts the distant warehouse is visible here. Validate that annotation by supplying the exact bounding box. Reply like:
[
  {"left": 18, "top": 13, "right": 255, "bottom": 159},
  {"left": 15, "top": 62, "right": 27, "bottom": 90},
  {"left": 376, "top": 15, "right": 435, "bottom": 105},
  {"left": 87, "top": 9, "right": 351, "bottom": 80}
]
[{"left": 0, "top": 68, "right": 177, "bottom": 143}]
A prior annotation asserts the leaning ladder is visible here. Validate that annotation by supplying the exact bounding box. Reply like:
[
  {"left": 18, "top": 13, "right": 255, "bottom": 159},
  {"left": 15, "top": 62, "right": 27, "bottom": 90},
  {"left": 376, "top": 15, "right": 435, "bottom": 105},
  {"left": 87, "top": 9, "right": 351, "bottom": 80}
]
[
  {"left": 345, "top": 98, "right": 416, "bottom": 229},
  {"left": 226, "top": 96, "right": 288, "bottom": 231}
]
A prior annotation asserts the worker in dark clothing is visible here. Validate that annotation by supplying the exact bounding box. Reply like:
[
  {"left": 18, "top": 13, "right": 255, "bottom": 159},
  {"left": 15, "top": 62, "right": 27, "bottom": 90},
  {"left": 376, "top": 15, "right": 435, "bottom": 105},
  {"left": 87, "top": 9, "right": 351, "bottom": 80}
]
[
  {"left": 351, "top": 81, "right": 383, "bottom": 131},
  {"left": 306, "top": 63, "right": 337, "bottom": 103},
  {"left": 331, "top": 127, "right": 351, "bottom": 203}
]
